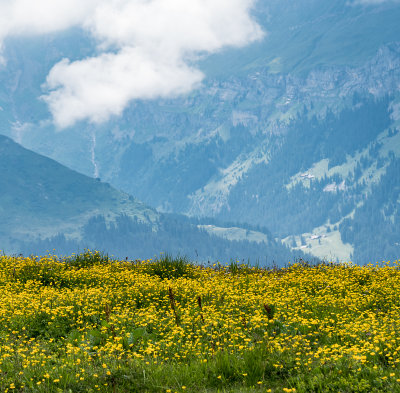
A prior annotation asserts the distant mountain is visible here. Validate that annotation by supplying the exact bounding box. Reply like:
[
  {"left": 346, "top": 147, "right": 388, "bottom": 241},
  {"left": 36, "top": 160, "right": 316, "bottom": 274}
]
[
  {"left": 0, "top": 134, "right": 158, "bottom": 252},
  {"left": 1, "top": 0, "right": 400, "bottom": 263},
  {"left": 0, "top": 135, "right": 301, "bottom": 264},
  {"left": 201, "top": 0, "right": 400, "bottom": 77}
]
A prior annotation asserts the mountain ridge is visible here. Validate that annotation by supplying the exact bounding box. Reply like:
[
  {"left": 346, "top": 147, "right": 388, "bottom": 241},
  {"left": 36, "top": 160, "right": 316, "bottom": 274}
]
[
  {"left": 0, "top": 134, "right": 302, "bottom": 264},
  {"left": 0, "top": 133, "right": 158, "bottom": 251},
  {"left": 0, "top": 0, "right": 399, "bottom": 262}
]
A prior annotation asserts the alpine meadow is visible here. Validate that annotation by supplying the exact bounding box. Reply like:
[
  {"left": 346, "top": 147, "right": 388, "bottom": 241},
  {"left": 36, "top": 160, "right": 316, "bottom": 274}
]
[
  {"left": 0, "top": 0, "right": 400, "bottom": 392},
  {"left": 1, "top": 252, "right": 400, "bottom": 392}
]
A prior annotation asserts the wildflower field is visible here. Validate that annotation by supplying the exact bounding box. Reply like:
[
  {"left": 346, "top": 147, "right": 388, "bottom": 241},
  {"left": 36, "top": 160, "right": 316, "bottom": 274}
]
[{"left": 1, "top": 252, "right": 400, "bottom": 392}]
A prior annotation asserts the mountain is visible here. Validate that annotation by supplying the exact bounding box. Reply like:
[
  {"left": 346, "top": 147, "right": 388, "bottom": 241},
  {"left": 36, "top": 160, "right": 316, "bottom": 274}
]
[
  {"left": 201, "top": 0, "right": 400, "bottom": 77},
  {"left": 0, "top": 134, "right": 157, "bottom": 252},
  {"left": 1, "top": 0, "right": 400, "bottom": 263},
  {"left": 0, "top": 135, "right": 300, "bottom": 264}
]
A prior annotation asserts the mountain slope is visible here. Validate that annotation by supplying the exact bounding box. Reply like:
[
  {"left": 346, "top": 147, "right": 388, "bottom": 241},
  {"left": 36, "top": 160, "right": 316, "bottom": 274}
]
[
  {"left": 0, "top": 135, "right": 301, "bottom": 264},
  {"left": 0, "top": 134, "right": 158, "bottom": 251},
  {"left": 201, "top": 0, "right": 400, "bottom": 77},
  {"left": 0, "top": 1, "right": 400, "bottom": 262}
]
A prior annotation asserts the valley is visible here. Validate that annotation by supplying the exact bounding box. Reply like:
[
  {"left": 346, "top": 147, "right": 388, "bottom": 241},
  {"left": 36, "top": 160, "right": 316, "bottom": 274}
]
[{"left": 0, "top": 0, "right": 399, "bottom": 263}]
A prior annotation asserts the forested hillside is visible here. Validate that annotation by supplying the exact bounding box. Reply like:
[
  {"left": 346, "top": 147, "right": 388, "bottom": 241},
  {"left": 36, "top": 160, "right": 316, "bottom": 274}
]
[
  {"left": 20, "top": 213, "right": 299, "bottom": 264},
  {"left": 1, "top": 0, "right": 399, "bottom": 262},
  {"left": 0, "top": 135, "right": 303, "bottom": 265}
]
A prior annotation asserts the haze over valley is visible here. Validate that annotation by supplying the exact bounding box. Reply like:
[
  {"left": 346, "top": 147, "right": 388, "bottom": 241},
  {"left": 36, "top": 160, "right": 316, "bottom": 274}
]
[{"left": 1, "top": 0, "right": 399, "bottom": 264}]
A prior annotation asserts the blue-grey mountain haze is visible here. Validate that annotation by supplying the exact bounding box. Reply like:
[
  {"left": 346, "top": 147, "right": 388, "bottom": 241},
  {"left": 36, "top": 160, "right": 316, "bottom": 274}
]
[{"left": 0, "top": 0, "right": 399, "bottom": 263}]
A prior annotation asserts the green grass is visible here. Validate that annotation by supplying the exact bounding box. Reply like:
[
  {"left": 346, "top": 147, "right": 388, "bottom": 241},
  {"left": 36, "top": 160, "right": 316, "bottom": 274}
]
[
  {"left": 1, "top": 252, "right": 400, "bottom": 392},
  {"left": 142, "top": 254, "right": 197, "bottom": 280}
]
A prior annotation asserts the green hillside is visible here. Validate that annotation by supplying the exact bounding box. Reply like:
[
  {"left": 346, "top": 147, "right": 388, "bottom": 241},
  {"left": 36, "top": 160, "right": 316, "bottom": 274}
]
[
  {"left": 0, "top": 134, "right": 157, "bottom": 250},
  {"left": 0, "top": 135, "right": 303, "bottom": 264},
  {"left": 1, "top": 0, "right": 399, "bottom": 263}
]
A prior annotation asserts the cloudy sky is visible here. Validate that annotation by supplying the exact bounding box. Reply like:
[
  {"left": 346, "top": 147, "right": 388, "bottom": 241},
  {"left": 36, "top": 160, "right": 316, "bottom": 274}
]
[
  {"left": 0, "top": 0, "right": 263, "bottom": 128},
  {"left": 0, "top": 0, "right": 396, "bottom": 128}
]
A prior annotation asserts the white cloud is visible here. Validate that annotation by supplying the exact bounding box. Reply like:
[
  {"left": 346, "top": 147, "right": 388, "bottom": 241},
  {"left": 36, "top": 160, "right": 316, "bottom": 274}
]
[
  {"left": 0, "top": 0, "right": 263, "bottom": 128},
  {"left": 0, "top": 0, "right": 98, "bottom": 39},
  {"left": 43, "top": 48, "right": 204, "bottom": 127}
]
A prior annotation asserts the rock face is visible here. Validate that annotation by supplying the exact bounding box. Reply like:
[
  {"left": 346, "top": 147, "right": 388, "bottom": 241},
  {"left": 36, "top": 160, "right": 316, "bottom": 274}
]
[{"left": 0, "top": 1, "right": 400, "bottom": 262}]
